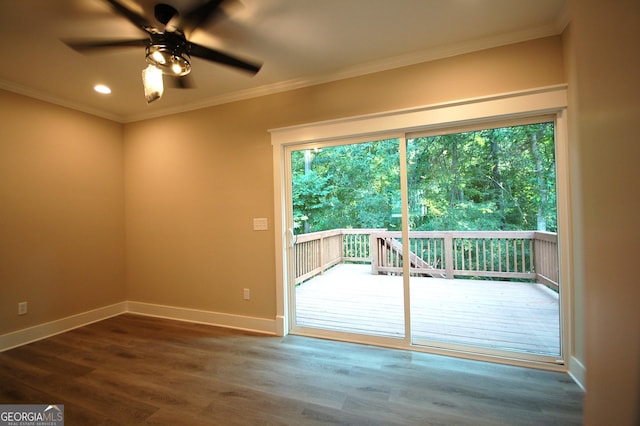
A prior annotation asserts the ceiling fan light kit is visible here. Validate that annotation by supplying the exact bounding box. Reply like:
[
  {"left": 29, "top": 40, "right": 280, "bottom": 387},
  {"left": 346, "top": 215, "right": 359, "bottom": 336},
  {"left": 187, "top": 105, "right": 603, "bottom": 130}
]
[
  {"left": 63, "top": 0, "right": 262, "bottom": 105},
  {"left": 143, "top": 33, "right": 190, "bottom": 104},
  {"left": 145, "top": 33, "right": 191, "bottom": 77}
]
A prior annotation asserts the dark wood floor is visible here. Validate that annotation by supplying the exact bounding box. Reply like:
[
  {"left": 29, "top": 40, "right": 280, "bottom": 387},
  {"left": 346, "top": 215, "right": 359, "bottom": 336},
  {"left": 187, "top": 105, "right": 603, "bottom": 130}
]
[{"left": 0, "top": 314, "right": 582, "bottom": 425}]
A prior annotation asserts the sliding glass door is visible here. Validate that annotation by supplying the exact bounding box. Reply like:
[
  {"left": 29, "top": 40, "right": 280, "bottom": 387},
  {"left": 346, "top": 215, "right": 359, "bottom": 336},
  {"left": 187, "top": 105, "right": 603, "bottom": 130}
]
[
  {"left": 288, "top": 138, "right": 406, "bottom": 340},
  {"left": 284, "top": 119, "right": 562, "bottom": 363},
  {"left": 406, "top": 122, "right": 561, "bottom": 358}
]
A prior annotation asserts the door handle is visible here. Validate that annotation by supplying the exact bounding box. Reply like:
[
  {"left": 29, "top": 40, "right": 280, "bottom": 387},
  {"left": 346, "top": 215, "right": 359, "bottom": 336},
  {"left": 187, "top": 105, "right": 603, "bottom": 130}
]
[{"left": 287, "top": 228, "right": 296, "bottom": 248}]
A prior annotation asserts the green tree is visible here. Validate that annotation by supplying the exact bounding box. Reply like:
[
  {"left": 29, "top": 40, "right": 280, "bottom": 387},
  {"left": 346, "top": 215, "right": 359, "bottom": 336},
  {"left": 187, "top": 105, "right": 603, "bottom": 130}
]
[
  {"left": 291, "top": 139, "right": 401, "bottom": 233},
  {"left": 292, "top": 123, "right": 557, "bottom": 234}
]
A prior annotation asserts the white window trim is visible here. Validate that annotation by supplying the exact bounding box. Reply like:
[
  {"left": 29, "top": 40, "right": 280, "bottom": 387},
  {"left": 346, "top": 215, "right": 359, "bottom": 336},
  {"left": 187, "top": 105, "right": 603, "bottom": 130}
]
[{"left": 270, "top": 84, "right": 571, "bottom": 370}]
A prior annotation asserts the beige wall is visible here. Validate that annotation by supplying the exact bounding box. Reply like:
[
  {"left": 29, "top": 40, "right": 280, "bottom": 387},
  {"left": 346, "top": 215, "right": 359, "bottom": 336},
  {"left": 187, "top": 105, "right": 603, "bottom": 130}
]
[
  {"left": 123, "top": 101, "right": 277, "bottom": 317},
  {"left": 566, "top": 1, "right": 640, "bottom": 424},
  {"left": 0, "top": 91, "right": 126, "bottom": 335},
  {"left": 124, "top": 36, "right": 565, "bottom": 319}
]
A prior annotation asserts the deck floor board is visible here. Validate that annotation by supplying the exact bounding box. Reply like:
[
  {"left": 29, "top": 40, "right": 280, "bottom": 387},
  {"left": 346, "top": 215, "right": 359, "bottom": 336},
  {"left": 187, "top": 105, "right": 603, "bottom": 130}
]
[{"left": 295, "top": 264, "right": 560, "bottom": 355}]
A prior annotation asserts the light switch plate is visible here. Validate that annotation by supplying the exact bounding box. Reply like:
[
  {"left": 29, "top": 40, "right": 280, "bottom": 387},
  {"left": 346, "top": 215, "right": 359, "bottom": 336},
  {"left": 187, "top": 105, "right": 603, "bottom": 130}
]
[{"left": 253, "top": 218, "right": 268, "bottom": 231}]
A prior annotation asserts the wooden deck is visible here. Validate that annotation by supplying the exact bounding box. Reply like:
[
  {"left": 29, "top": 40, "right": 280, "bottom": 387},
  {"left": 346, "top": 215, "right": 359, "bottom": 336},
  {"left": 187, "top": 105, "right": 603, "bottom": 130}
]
[{"left": 295, "top": 264, "right": 560, "bottom": 356}]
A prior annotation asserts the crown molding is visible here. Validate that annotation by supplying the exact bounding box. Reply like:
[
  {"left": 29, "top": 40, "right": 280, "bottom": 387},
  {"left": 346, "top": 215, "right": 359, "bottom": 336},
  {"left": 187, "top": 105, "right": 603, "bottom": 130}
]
[
  {"left": 1, "top": 24, "right": 564, "bottom": 124},
  {"left": 0, "top": 78, "right": 123, "bottom": 122}
]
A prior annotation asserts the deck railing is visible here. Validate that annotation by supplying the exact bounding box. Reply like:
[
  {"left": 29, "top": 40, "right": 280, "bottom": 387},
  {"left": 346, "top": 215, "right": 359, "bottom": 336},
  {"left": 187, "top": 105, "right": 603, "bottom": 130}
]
[
  {"left": 293, "top": 229, "right": 382, "bottom": 284},
  {"left": 293, "top": 228, "right": 558, "bottom": 290}
]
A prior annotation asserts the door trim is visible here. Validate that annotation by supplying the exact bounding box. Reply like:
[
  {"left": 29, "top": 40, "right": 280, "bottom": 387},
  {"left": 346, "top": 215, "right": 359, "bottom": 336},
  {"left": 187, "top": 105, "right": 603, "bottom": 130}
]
[{"left": 270, "top": 85, "right": 571, "bottom": 371}]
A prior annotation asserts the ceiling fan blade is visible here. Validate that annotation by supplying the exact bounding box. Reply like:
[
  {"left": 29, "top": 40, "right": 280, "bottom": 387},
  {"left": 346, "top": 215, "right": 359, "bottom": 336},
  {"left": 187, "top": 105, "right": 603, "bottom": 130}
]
[
  {"left": 105, "top": 0, "right": 153, "bottom": 31},
  {"left": 154, "top": 3, "right": 179, "bottom": 26},
  {"left": 181, "top": 0, "right": 226, "bottom": 33},
  {"left": 167, "top": 74, "right": 195, "bottom": 89},
  {"left": 188, "top": 42, "right": 262, "bottom": 74},
  {"left": 63, "top": 38, "right": 149, "bottom": 53}
]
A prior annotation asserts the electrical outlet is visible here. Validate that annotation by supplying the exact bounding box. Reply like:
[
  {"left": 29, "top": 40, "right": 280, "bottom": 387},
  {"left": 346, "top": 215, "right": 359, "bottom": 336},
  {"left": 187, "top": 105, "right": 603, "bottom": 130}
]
[
  {"left": 253, "top": 218, "right": 268, "bottom": 231},
  {"left": 243, "top": 288, "right": 250, "bottom": 300},
  {"left": 18, "top": 302, "right": 27, "bottom": 316}
]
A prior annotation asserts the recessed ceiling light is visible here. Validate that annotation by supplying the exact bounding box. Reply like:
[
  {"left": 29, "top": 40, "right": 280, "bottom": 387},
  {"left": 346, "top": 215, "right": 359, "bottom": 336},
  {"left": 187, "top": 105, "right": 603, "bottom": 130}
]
[{"left": 94, "top": 84, "right": 111, "bottom": 94}]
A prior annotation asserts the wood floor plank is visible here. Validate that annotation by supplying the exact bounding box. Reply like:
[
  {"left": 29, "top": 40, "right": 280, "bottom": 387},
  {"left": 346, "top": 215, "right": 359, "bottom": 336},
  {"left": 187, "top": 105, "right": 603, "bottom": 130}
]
[{"left": 0, "top": 313, "right": 582, "bottom": 425}]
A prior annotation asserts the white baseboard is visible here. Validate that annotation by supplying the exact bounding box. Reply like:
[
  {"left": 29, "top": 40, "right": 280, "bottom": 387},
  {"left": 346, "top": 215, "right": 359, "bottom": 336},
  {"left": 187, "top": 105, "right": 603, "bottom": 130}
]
[
  {"left": 1, "top": 301, "right": 583, "bottom": 388},
  {"left": 275, "top": 315, "right": 287, "bottom": 337},
  {"left": 126, "top": 301, "right": 279, "bottom": 335},
  {"left": 0, "top": 302, "right": 127, "bottom": 352},
  {"left": 0, "top": 301, "right": 279, "bottom": 352},
  {"left": 568, "top": 355, "right": 586, "bottom": 391}
]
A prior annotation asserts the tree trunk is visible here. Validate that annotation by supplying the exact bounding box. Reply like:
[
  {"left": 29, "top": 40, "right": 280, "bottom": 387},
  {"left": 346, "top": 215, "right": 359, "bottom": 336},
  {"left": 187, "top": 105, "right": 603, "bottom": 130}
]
[
  {"left": 530, "top": 130, "right": 547, "bottom": 231},
  {"left": 489, "top": 130, "right": 505, "bottom": 223},
  {"left": 304, "top": 150, "right": 312, "bottom": 233}
]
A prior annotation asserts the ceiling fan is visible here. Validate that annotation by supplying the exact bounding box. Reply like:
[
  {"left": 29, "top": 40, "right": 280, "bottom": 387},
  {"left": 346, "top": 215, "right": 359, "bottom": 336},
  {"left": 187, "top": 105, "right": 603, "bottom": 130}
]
[{"left": 64, "top": 0, "right": 262, "bottom": 103}]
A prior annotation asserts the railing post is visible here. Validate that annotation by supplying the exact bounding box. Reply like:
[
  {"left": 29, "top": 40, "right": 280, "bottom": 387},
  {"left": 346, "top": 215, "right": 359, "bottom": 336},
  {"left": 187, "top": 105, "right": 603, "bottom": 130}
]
[
  {"left": 319, "top": 236, "right": 325, "bottom": 274},
  {"left": 341, "top": 229, "right": 345, "bottom": 264},
  {"left": 370, "top": 234, "right": 379, "bottom": 275},
  {"left": 533, "top": 234, "right": 540, "bottom": 282},
  {"left": 444, "top": 233, "right": 454, "bottom": 279}
]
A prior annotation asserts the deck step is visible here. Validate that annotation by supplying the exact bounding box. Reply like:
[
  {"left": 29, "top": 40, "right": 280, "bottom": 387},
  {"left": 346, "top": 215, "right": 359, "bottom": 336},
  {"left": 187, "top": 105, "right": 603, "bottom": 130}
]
[{"left": 380, "top": 237, "right": 446, "bottom": 278}]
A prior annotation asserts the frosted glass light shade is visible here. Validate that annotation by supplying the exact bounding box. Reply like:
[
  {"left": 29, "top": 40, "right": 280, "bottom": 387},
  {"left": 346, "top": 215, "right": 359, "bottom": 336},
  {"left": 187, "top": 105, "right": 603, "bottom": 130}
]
[{"left": 142, "top": 64, "right": 164, "bottom": 104}]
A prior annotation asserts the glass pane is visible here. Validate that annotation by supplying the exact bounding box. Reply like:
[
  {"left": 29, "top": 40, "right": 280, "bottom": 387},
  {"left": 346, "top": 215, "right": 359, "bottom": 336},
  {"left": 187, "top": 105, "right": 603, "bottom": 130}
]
[
  {"left": 406, "top": 123, "right": 561, "bottom": 356},
  {"left": 290, "top": 139, "right": 405, "bottom": 338}
]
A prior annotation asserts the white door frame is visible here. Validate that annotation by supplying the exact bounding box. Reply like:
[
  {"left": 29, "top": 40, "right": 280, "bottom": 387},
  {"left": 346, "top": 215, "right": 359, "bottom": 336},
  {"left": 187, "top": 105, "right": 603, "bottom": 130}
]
[{"left": 270, "top": 85, "right": 572, "bottom": 371}]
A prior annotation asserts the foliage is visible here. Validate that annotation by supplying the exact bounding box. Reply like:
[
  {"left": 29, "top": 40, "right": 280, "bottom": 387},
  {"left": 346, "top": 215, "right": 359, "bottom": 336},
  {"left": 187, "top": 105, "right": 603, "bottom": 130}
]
[{"left": 291, "top": 123, "right": 557, "bottom": 234}]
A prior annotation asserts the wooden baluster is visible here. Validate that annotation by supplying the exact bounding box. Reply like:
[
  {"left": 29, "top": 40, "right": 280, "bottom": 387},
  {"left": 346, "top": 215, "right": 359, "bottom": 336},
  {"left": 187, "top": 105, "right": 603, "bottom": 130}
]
[{"left": 482, "top": 239, "right": 487, "bottom": 272}]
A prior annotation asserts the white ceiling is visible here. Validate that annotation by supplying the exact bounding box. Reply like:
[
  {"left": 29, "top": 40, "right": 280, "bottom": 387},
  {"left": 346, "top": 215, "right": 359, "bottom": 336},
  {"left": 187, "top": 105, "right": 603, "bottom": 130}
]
[{"left": 0, "top": 0, "right": 567, "bottom": 122}]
